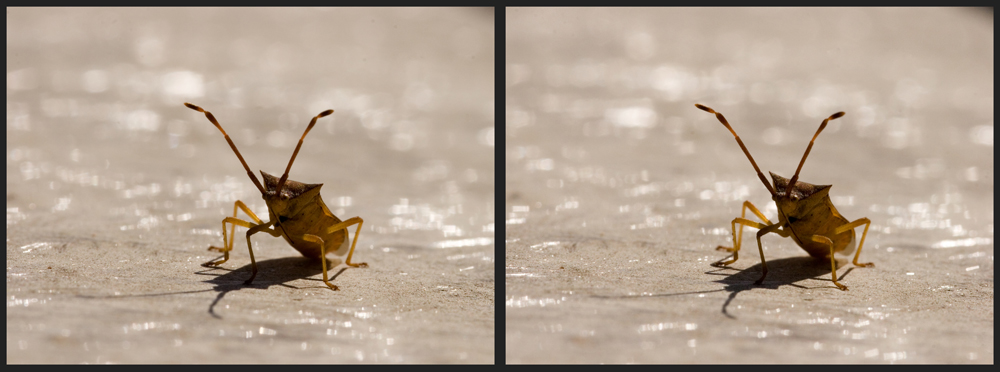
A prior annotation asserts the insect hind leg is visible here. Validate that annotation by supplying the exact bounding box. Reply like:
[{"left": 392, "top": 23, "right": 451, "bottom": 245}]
[
  {"left": 834, "top": 217, "right": 874, "bottom": 268},
  {"left": 301, "top": 217, "right": 366, "bottom": 291},
  {"left": 325, "top": 217, "right": 367, "bottom": 268}
]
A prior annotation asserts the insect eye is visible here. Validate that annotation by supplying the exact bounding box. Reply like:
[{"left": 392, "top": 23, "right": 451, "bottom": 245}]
[{"left": 278, "top": 215, "right": 289, "bottom": 223}]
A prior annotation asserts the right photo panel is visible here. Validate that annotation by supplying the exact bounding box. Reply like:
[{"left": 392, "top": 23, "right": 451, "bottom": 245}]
[{"left": 505, "top": 7, "right": 993, "bottom": 364}]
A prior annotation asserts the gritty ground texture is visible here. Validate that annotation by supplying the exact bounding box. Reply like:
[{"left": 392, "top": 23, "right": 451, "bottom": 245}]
[
  {"left": 8, "top": 8, "right": 494, "bottom": 363},
  {"left": 506, "top": 8, "right": 992, "bottom": 363}
]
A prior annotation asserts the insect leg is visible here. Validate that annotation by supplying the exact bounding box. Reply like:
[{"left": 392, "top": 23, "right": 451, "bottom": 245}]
[
  {"left": 810, "top": 235, "right": 849, "bottom": 291},
  {"left": 715, "top": 200, "right": 774, "bottom": 267},
  {"left": 302, "top": 234, "right": 340, "bottom": 290},
  {"left": 242, "top": 220, "right": 280, "bottom": 285},
  {"left": 752, "top": 223, "right": 784, "bottom": 285},
  {"left": 325, "top": 217, "right": 367, "bottom": 268},
  {"left": 302, "top": 217, "right": 366, "bottom": 291},
  {"left": 209, "top": 200, "right": 266, "bottom": 255},
  {"left": 833, "top": 217, "right": 874, "bottom": 268},
  {"left": 205, "top": 215, "right": 255, "bottom": 267},
  {"left": 717, "top": 201, "right": 774, "bottom": 253},
  {"left": 713, "top": 216, "right": 769, "bottom": 267}
]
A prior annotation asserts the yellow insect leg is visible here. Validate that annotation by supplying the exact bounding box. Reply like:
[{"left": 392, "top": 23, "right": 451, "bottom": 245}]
[
  {"left": 242, "top": 220, "right": 280, "bottom": 285},
  {"left": 810, "top": 235, "right": 848, "bottom": 291},
  {"left": 302, "top": 234, "right": 339, "bottom": 291},
  {"left": 714, "top": 200, "right": 773, "bottom": 266},
  {"left": 303, "top": 217, "right": 366, "bottom": 291},
  {"left": 207, "top": 200, "right": 265, "bottom": 266},
  {"left": 325, "top": 217, "right": 367, "bottom": 268},
  {"left": 752, "top": 223, "right": 785, "bottom": 285},
  {"left": 834, "top": 217, "right": 874, "bottom": 268}
]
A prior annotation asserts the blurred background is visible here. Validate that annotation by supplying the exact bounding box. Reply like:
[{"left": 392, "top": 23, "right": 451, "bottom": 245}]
[
  {"left": 8, "top": 8, "right": 494, "bottom": 363},
  {"left": 506, "top": 8, "right": 992, "bottom": 363}
]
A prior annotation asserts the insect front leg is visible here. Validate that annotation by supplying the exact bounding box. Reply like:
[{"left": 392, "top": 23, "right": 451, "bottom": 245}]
[
  {"left": 833, "top": 217, "right": 874, "bottom": 268},
  {"left": 810, "top": 235, "right": 848, "bottom": 291},
  {"left": 207, "top": 200, "right": 266, "bottom": 266},
  {"left": 302, "top": 234, "right": 339, "bottom": 290},
  {"left": 713, "top": 217, "right": 769, "bottom": 267},
  {"left": 242, "top": 220, "right": 281, "bottom": 285},
  {"left": 752, "top": 223, "right": 786, "bottom": 285},
  {"left": 206, "top": 216, "right": 250, "bottom": 266},
  {"left": 714, "top": 200, "right": 774, "bottom": 267},
  {"left": 717, "top": 200, "right": 774, "bottom": 253}
]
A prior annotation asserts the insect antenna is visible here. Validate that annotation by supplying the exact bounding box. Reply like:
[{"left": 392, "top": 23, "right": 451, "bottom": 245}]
[
  {"left": 275, "top": 109, "right": 334, "bottom": 195},
  {"left": 695, "top": 104, "right": 776, "bottom": 196},
  {"left": 786, "top": 111, "right": 845, "bottom": 193},
  {"left": 185, "top": 103, "right": 266, "bottom": 195}
]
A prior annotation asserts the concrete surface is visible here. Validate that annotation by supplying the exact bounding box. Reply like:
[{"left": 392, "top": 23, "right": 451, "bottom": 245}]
[
  {"left": 505, "top": 8, "right": 992, "bottom": 363},
  {"left": 8, "top": 8, "right": 494, "bottom": 363}
]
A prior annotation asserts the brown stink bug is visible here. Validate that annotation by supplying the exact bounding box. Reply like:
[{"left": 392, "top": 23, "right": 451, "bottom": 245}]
[
  {"left": 186, "top": 103, "right": 367, "bottom": 291},
  {"left": 695, "top": 103, "right": 873, "bottom": 290}
]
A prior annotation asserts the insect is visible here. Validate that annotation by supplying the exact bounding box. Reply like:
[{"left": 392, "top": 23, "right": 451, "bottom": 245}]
[
  {"left": 695, "top": 103, "right": 873, "bottom": 291},
  {"left": 185, "top": 103, "right": 367, "bottom": 291}
]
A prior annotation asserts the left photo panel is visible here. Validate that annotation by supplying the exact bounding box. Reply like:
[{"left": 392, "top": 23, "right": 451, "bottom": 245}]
[{"left": 7, "top": 7, "right": 495, "bottom": 364}]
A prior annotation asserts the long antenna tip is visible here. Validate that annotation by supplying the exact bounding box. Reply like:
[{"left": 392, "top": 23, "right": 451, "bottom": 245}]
[
  {"left": 319, "top": 109, "right": 334, "bottom": 117},
  {"left": 694, "top": 103, "right": 711, "bottom": 112},
  {"left": 184, "top": 102, "right": 202, "bottom": 111},
  {"left": 831, "top": 111, "right": 845, "bottom": 119}
]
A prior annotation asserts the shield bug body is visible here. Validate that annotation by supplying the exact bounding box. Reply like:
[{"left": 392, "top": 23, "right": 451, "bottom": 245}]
[{"left": 695, "top": 103, "right": 873, "bottom": 290}]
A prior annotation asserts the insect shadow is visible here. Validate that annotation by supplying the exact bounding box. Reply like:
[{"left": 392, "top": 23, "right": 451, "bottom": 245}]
[
  {"left": 706, "top": 255, "right": 859, "bottom": 318},
  {"left": 592, "top": 255, "right": 858, "bottom": 319},
  {"left": 196, "top": 256, "right": 349, "bottom": 318},
  {"left": 76, "top": 256, "right": 348, "bottom": 320}
]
